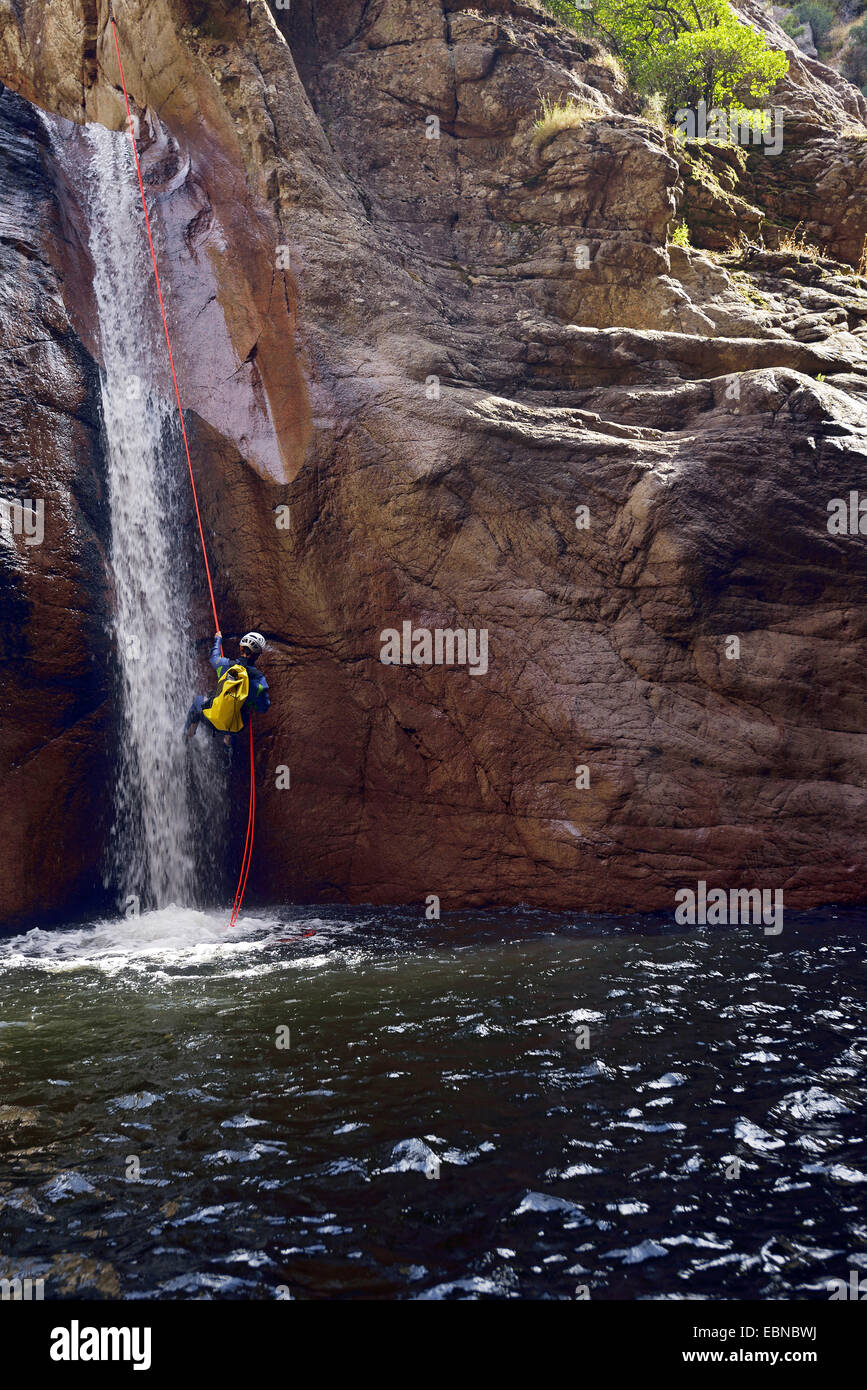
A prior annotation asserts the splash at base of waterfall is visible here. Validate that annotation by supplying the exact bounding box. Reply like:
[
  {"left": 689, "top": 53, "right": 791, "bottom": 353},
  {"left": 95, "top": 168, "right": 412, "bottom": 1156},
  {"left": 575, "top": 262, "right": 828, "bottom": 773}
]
[{"left": 0, "top": 907, "right": 273, "bottom": 975}]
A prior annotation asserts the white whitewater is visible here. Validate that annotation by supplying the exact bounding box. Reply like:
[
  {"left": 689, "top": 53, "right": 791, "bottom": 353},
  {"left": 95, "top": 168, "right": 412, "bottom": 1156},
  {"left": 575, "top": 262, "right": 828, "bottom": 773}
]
[
  {"left": 0, "top": 906, "right": 271, "bottom": 975},
  {"left": 84, "top": 122, "right": 202, "bottom": 908}
]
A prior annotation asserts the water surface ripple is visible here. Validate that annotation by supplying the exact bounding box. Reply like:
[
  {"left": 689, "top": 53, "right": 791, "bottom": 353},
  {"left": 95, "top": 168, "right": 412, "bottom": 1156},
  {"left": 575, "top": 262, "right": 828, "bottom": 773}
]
[{"left": 0, "top": 906, "right": 864, "bottom": 1300}]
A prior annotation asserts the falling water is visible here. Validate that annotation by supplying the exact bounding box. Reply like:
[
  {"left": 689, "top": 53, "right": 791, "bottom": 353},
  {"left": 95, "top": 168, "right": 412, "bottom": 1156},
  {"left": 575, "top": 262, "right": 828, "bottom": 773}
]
[{"left": 83, "top": 121, "right": 203, "bottom": 908}]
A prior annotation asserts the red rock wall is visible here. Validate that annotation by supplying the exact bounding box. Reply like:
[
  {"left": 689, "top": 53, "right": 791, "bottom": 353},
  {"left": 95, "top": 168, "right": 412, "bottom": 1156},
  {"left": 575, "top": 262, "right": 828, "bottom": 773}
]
[
  {"left": 0, "top": 89, "right": 114, "bottom": 927},
  {"left": 2, "top": 0, "right": 867, "bottom": 921}
]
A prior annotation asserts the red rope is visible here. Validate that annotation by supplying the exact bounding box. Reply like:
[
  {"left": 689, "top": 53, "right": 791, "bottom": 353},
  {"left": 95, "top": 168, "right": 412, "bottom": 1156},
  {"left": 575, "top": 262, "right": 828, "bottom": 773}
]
[
  {"left": 111, "top": 17, "right": 255, "bottom": 925},
  {"left": 230, "top": 720, "right": 256, "bottom": 928}
]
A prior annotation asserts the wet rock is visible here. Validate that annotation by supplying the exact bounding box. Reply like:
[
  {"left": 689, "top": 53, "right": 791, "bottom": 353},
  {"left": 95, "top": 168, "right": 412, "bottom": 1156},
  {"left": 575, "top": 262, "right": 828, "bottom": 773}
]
[{"left": 0, "top": 88, "right": 113, "bottom": 929}]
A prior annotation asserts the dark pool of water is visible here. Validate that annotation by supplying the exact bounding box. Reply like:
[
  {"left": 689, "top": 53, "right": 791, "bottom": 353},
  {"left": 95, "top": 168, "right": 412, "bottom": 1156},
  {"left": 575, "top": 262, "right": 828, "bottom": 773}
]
[{"left": 0, "top": 904, "right": 864, "bottom": 1299}]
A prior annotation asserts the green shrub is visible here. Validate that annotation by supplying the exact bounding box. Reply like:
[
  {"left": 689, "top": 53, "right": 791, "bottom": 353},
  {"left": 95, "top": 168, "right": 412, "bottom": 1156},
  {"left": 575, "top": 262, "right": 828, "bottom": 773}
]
[
  {"left": 792, "top": 1, "right": 835, "bottom": 52},
  {"left": 779, "top": 12, "right": 807, "bottom": 38},
  {"left": 669, "top": 221, "right": 691, "bottom": 247}
]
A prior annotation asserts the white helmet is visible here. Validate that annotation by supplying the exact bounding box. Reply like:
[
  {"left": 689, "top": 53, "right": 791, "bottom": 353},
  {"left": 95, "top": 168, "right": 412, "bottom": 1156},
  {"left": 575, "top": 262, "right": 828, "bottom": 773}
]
[{"left": 240, "top": 631, "right": 266, "bottom": 659}]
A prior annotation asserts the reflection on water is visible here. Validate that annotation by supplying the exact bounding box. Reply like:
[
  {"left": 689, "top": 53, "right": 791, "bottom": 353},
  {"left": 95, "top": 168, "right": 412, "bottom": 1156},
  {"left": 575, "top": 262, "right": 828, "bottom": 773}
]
[{"left": 0, "top": 906, "right": 864, "bottom": 1300}]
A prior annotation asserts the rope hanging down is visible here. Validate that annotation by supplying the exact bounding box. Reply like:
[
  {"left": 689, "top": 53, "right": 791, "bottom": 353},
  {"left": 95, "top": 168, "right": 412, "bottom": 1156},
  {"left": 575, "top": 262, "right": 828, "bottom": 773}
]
[
  {"left": 230, "top": 723, "right": 256, "bottom": 930},
  {"left": 111, "top": 18, "right": 256, "bottom": 927}
]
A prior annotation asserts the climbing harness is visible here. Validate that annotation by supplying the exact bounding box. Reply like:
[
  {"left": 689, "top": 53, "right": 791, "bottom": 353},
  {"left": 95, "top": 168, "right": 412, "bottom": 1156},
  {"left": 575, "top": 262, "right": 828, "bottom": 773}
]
[{"left": 111, "top": 17, "right": 256, "bottom": 929}]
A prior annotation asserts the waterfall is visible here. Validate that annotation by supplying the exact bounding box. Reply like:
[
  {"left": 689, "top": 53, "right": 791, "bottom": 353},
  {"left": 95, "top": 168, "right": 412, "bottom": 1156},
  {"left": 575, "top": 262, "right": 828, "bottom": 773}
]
[{"left": 82, "top": 121, "right": 210, "bottom": 910}]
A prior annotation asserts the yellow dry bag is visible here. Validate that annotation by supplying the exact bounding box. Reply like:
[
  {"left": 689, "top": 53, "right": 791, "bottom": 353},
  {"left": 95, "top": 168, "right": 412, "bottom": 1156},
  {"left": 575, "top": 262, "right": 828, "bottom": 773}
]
[{"left": 203, "top": 664, "right": 250, "bottom": 734}]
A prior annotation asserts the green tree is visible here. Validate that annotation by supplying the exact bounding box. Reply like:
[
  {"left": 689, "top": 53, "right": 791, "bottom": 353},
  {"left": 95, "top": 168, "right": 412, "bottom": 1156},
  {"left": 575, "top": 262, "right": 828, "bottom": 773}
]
[
  {"left": 541, "top": 0, "right": 788, "bottom": 114},
  {"left": 636, "top": 11, "right": 790, "bottom": 109}
]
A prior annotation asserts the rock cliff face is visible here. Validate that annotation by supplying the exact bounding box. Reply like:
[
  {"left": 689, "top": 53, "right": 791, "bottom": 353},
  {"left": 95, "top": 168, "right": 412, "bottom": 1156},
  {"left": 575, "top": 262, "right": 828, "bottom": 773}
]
[
  {"left": 1, "top": 0, "right": 867, "bottom": 922},
  {"left": 0, "top": 87, "right": 114, "bottom": 926}
]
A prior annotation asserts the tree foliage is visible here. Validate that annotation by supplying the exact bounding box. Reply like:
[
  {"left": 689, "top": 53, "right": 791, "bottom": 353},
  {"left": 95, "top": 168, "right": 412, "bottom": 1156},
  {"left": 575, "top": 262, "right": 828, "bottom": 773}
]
[
  {"left": 539, "top": 0, "right": 788, "bottom": 114},
  {"left": 538, "top": 0, "right": 587, "bottom": 23},
  {"left": 792, "top": 0, "right": 835, "bottom": 52}
]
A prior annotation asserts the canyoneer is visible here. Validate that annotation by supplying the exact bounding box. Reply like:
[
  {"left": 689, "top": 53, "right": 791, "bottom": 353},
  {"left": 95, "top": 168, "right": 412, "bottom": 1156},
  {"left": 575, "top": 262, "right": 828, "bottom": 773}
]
[{"left": 185, "top": 630, "right": 271, "bottom": 747}]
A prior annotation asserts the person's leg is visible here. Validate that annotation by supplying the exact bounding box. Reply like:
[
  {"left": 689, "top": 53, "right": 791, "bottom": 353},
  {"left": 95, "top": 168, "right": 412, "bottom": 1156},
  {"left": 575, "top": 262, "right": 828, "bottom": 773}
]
[{"left": 185, "top": 695, "right": 208, "bottom": 738}]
